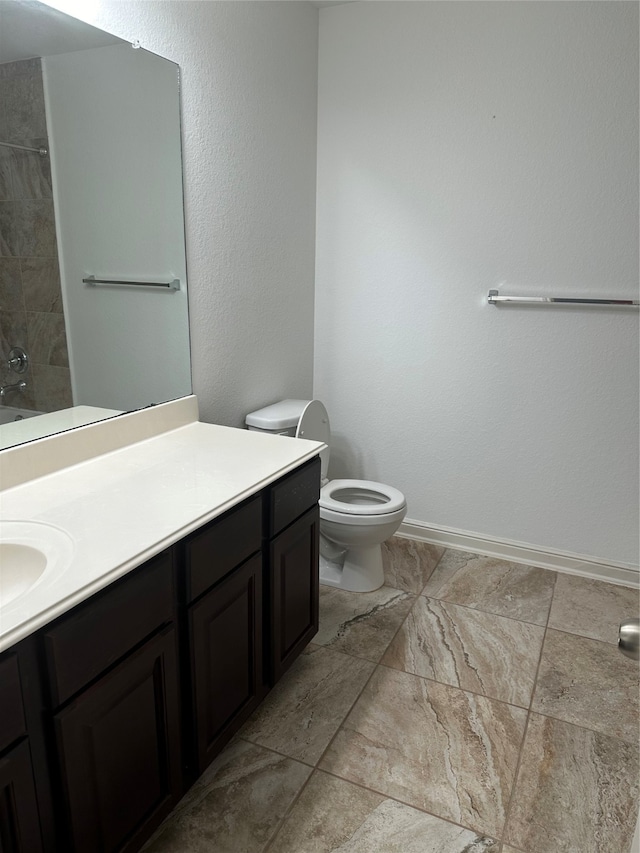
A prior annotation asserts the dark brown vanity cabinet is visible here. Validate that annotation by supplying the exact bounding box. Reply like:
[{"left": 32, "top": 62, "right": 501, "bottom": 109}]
[
  {"left": 0, "top": 454, "right": 321, "bottom": 852},
  {"left": 0, "top": 740, "right": 43, "bottom": 852},
  {"left": 44, "top": 549, "right": 182, "bottom": 853},
  {"left": 266, "top": 458, "right": 320, "bottom": 683},
  {"left": 0, "top": 653, "right": 45, "bottom": 853},
  {"left": 183, "top": 458, "right": 320, "bottom": 774},
  {"left": 184, "top": 495, "right": 265, "bottom": 775}
]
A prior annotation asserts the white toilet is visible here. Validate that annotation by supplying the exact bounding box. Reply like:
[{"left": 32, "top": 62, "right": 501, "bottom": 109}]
[{"left": 245, "top": 400, "right": 407, "bottom": 592}]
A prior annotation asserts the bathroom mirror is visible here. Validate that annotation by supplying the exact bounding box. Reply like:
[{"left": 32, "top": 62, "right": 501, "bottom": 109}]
[{"left": 0, "top": 0, "right": 191, "bottom": 450}]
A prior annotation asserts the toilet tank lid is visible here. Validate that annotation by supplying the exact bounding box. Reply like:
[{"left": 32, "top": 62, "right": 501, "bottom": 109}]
[{"left": 245, "top": 399, "right": 310, "bottom": 430}]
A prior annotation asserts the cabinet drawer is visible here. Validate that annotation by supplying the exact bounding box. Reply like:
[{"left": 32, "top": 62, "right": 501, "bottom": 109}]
[
  {"left": 44, "top": 549, "right": 174, "bottom": 707},
  {"left": 269, "top": 457, "right": 321, "bottom": 537},
  {"left": 185, "top": 494, "right": 262, "bottom": 603},
  {"left": 0, "top": 654, "right": 26, "bottom": 753}
]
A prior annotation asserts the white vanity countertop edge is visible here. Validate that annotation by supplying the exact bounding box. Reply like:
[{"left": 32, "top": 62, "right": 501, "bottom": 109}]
[{"left": 0, "top": 418, "right": 324, "bottom": 653}]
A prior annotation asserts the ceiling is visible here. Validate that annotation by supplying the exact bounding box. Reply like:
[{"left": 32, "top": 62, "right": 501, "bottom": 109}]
[{"left": 0, "top": 0, "right": 122, "bottom": 64}]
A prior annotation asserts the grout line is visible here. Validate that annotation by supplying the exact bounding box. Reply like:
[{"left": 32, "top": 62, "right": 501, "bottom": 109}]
[
  {"left": 528, "top": 571, "right": 639, "bottom": 745},
  {"left": 374, "top": 660, "right": 533, "bottom": 714},
  {"left": 309, "top": 652, "right": 380, "bottom": 769},
  {"left": 419, "top": 591, "right": 553, "bottom": 630},
  {"left": 543, "top": 623, "right": 629, "bottom": 647},
  {"left": 498, "top": 568, "right": 558, "bottom": 847},
  {"left": 293, "top": 565, "right": 437, "bottom": 789},
  {"left": 269, "top": 551, "right": 516, "bottom": 844},
  {"left": 304, "top": 764, "right": 502, "bottom": 845},
  {"left": 233, "top": 735, "right": 317, "bottom": 770},
  {"left": 259, "top": 633, "right": 392, "bottom": 851},
  {"left": 523, "top": 707, "right": 640, "bottom": 747},
  {"left": 261, "top": 767, "right": 315, "bottom": 853}
]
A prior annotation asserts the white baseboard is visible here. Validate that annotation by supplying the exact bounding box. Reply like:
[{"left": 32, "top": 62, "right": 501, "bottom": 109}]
[{"left": 398, "top": 519, "right": 640, "bottom": 589}]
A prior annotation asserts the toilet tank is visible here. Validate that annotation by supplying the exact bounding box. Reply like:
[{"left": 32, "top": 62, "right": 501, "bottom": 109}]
[{"left": 245, "top": 400, "right": 309, "bottom": 437}]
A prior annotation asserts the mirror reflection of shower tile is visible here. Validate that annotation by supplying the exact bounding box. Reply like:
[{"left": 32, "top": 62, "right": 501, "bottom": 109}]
[
  {"left": 11, "top": 139, "right": 52, "bottom": 200},
  {"left": 21, "top": 258, "right": 63, "bottom": 314},
  {"left": 0, "top": 199, "right": 56, "bottom": 257},
  {"left": 0, "top": 148, "right": 14, "bottom": 200},
  {"left": 2, "top": 65, "right": 47, "bottom": 140},
  {"left": 31, "top": 363, "right": 72, "bottom": 412},
  {"left": 27, "top": 312, "right": 69, "bottom": 368},
  {"left": 0, "top": 258, "right": 23, "bottom": 312}
]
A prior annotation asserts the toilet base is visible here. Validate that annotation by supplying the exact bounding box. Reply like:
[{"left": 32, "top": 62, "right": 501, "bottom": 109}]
[{"left": 319, "top": 545, "right": 385, "bottom": 593}]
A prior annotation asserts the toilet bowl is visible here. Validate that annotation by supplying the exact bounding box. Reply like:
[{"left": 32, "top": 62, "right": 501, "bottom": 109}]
[{"left": 245, "top": 400, "right": 407, "bottom": 592}]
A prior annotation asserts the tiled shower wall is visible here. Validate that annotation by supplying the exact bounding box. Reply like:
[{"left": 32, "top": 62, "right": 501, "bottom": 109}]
[{"left": 0, "top": 58, "right": 72, "bottom": 413}]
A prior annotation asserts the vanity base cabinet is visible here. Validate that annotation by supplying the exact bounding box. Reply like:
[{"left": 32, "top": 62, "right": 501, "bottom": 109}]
[
  {"left": 54, "top": 626, "right": 181, "bottom": 853},
  {"left": 2, "top": 454, "right": 321, "bottom": 852},
  {"left": 189, "top": 553, "right": 263, "bottom": 775},
  {"left": 0, "top": 641, "right": 54, "bottom": 853},
  {"left": 269, "top": 506, "right": 319, "bottom": 684},
  {"left": 0, "top": 740, "right": 43, "bottom": 853}
]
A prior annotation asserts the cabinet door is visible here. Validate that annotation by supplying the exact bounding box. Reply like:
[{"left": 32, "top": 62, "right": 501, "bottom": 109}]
[
  {"left": 54, "top": 626, "right": 181, "bottom": 853},
  {"left": 189, "top": 554, "right": 263, "bottom": 773},
  {"left": 0, "top": 656, "right": 26, "bottom": 755},
  {"left": 269, "top": 506, "right": 319, "bottom": 684},
  {"left": 0, "top": 740, "right": 43, "bottom": 853}
]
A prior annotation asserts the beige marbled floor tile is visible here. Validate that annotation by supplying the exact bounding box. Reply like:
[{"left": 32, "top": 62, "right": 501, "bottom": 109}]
[
  {"left": 422, "top": 550, "right": 556, "bottom": 625},
  {"left": 500, "top": 848, "right": 524, "bottom": 852},
  {"left": 531, "top": 629, "right": 640, "bottom": 743},
  {"left": 548, "top": 573, "right": 640, "bottom": 644},
  {"left": 316, "top": 585, "right": 415, "bottom": 662},
  {"left": 382, "top": 597, "right": 544, "bottom": 707},
  {"left": 240, "top": 644, "right": 375, "bottom": 765},
  {"left": 319, "top": 666, "right": 527, "bottom": 839},
  {"left": 505, "top": 713, "right": 639, "bottom": 853},
  {"left": 268, "top": 769, "right": 499, "bottom": 853},
  {"left": 381, "top": 536, "right": 445, "bottom": 593},
  {"left": 142, "top": 739, "right": 312, "bottom": 853}
]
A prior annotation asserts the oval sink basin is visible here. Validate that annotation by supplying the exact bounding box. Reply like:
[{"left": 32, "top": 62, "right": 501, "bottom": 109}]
[{"left": 0, "top": 521, "right": 74, "bottom": 607}]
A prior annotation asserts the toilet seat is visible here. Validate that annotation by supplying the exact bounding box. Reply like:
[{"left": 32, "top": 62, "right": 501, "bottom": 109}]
[
  {"left": 295, "top": 400, "right": 331, "bottom": 480},
  {"left": 320, "top": 479, "right": 406, "bottom": 516}
]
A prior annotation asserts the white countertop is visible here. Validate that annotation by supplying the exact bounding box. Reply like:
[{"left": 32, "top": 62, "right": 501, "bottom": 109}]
[
  {"left": 0, "top": 405, "right": 122, "bottom": 451},
  {"left": 0, "top": 398, "right": 323, "bottom": 653}
]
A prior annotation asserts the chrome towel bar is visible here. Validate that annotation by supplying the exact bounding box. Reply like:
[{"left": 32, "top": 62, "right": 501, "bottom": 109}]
[
  {"left": 0, "top": 140, "right": 48, "bottom": 156},
  {"left": 83, "top": 276, "right": 180, "bottom": 291},
  {"left": 488, "top": 289, "right": 638, "bottom": 307}
]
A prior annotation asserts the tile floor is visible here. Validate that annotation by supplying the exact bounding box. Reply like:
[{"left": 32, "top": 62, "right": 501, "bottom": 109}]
[{"left": 144, "top": 539, "right": 640, "bottom": 853}]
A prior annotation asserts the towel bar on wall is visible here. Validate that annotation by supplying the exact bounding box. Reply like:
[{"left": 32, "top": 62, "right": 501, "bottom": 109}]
[
  {"left": 0, "top": 140, "right": 48, "bottom": 156},
  {"left": 83, "top": 276, "right": 180, "bottom": 291},
  {"left": 488, "top": 289, "right": 639, "bottom": 307}
]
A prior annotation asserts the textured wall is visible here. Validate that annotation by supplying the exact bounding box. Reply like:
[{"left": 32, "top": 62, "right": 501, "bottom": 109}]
[
  {"left": 45, "top": 0, "right": 319, "bottom": 427},
  {"left": 315, "top": 2, "right": 639, "bottom": 565}
]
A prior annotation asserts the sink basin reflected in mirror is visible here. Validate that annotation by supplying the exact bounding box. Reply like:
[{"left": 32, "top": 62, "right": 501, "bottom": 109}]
[{"left": 0, "top": 521, "right": 74, "bottom": 607}]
